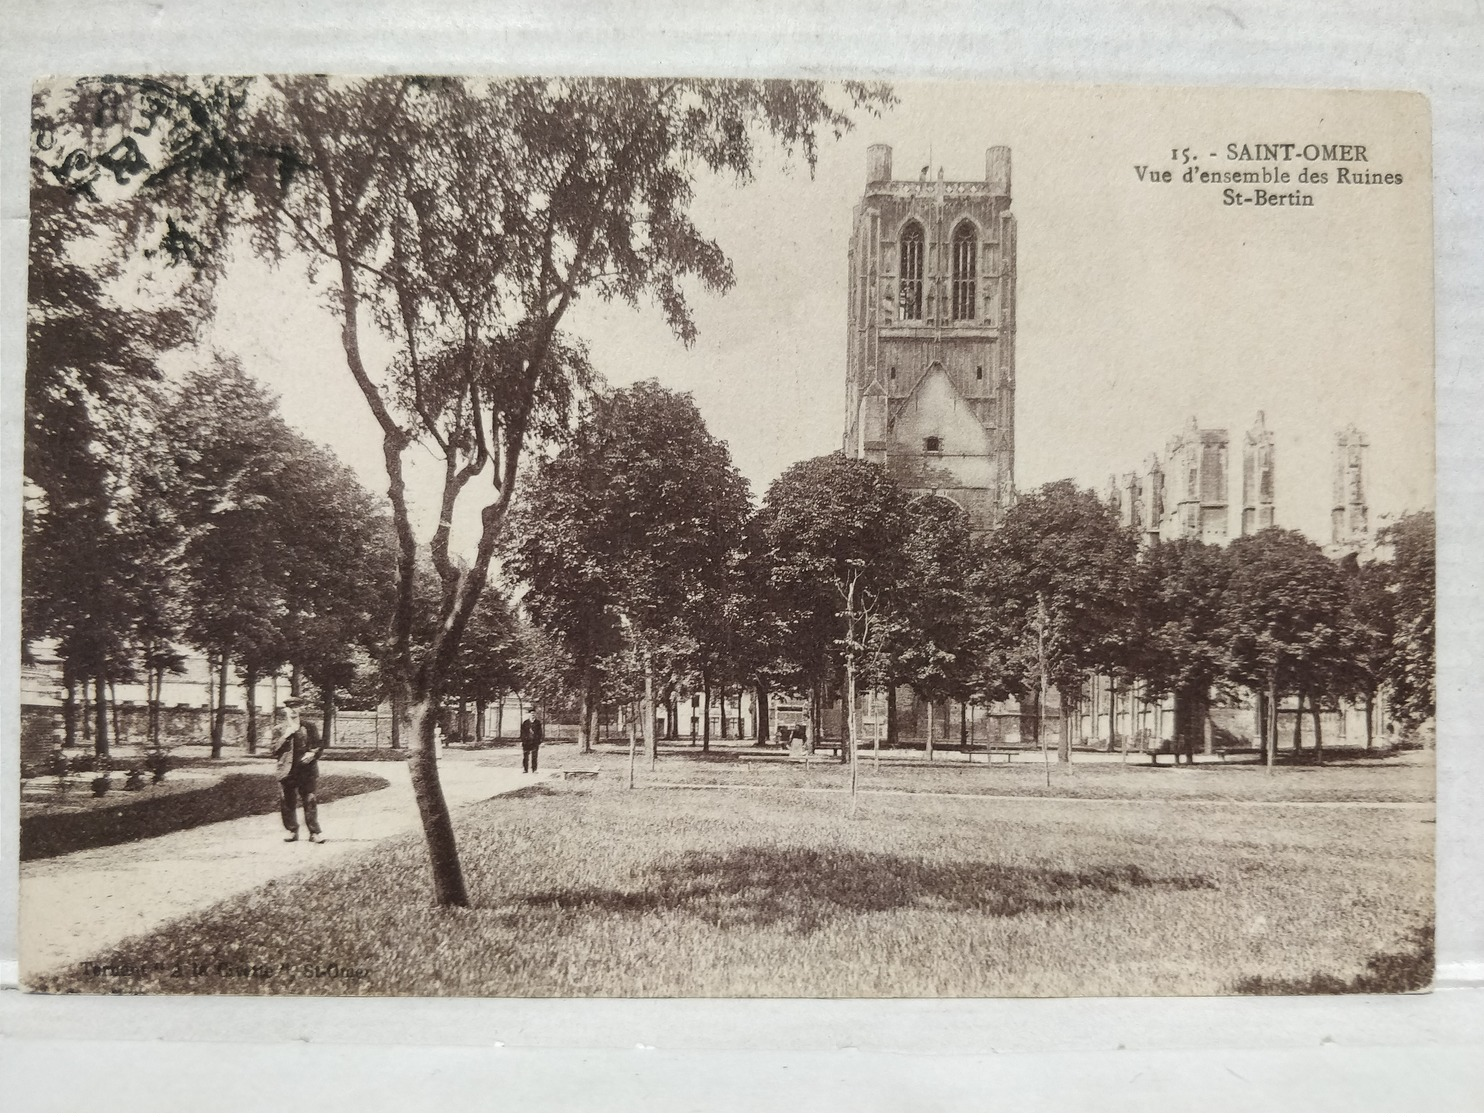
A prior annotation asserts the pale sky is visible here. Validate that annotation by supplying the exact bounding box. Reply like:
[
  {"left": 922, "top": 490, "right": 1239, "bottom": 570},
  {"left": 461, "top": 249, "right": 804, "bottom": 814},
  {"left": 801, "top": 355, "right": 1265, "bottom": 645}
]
[{"left": 194, "top": 83, "right": 1433, "bottom": 553}]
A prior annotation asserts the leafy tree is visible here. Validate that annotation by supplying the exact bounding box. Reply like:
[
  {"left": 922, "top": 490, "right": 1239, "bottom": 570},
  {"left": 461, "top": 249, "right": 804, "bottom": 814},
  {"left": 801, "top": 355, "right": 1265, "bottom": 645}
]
[
  {"left": 1133, "top": 539, "right": 1232, "bottom": 760},
  {"left": 731, "top": 512, "right": 794, "bottom": 745},
  {"left": 888, "top": 496, "right": 987, "bottom": 759},
  {"left": 450, "top": 590, "right": 523, "bottom": 742},
  {"left": 34, "top": 74, "right": 892, "bottom": 905},
  {"left": 163, "top": 358, "right": 297, "bottom": 755},
  {"left": 981, "top": 481, "right": 1140, "bottom": 762},
  {"left": 159, "top": 357, "right": 393, "bottom": 754},
  {"left": 1381, "top": 511, "right": 1435, "bottom": 731},
  {"left": 24, "top": 144, "right": 194, "bottom": 755},
  {"left": 1222, "top": 528, "right": 1348, "bottom": 768},
  {"left": 1334, "top": 557, "right": 1396, "bottom": 749},
  {"left": 504, "top": 381, "right": 752, "bottom": 760},
  {"left": 761, "top": 453, "right": 911, "bottom": 770},
  {"left": 273, "top": 440, "right": 397, "bottom": 748}
]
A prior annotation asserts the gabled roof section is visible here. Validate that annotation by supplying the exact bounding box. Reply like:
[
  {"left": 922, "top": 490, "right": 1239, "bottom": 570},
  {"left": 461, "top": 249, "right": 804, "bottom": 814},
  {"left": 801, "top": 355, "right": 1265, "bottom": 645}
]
[{"left": 890, "top": 361, "right": 968, "bottom": 424}]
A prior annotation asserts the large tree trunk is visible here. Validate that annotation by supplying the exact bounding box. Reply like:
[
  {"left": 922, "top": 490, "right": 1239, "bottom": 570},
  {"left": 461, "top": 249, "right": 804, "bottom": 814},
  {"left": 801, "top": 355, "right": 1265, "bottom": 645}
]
[
  {"left": 216, "top": 654, "right": 230, "bottom": 755},
  {"left": 245, "top": 667, "right": 259, "bottom": 754},
  {"left": 408, "top": 698, "right": 468, "bottom": 906},
  {"left": 324, "top": 679, "right": 336, "bottom": 750},
  {"left": 1057, "top": 687, "right": 1073, "bottom": 765},
  {"left": 577, "top": 672, "right": 592, "bottom": 755},
  {"left": 1292, "top": 689, "right": 1304, "bottom": 752},
  {"left": 845, "top": 650, "right": 858, "bottom": 793},
  {"left": 886, "top": 684, "right": 898, "bottom": 744},
  {"left": 93, "top": 671, "right": 108, "bottom": 758},
  {"left": 1267, "top": 672, "right": 1279, "bottom": 772},
  {"left": 1254, "top": 688, "right": 1266, "bottom": 750},
  {"left": 643, "top": 654, "right": 657, "bottom": 769},
  {"left": 925, "top": 698, "right": 935, "bottom": 762},
  {"left": 701, "top": 671, "right": 711, "bottom": 754},
  {"left": 872, "top": 688, "right": 882, "bottom": 764},
  {"left": 322, "top": 680, "right": 337, "bottom": 750},
  {"left": 62, "top": 659, "right": 78, "bottom": 750},
  {"left": 755, "top": 679, "right": 770, "bottom": 745},
  {"left": 457, "top": 695, "right": 468, "bottom": 742},
  {"left": 475, "top": 699, "right": 486, "bottom": 743},
  {"left": 627, "top": 702, "right": 638, "bottom": 788},
  {"left": 1311, "top": 689, "right": 1324, "bottom": 766},
  {"left": 109, "top": 680, "right": 123, "bottom": 749},
  {"left": 389, "top": 686, "right": 403, "bottom": 750},
  {"left": 290, "top": 663, "right": 302, "bottom": 698},
  {"left": 494, "top": 694, "right": 504, "bottom": 741},
  {"left": 1364, "top": 690, "right": 1375, "bottom": 750},
  {"left": 1108, "top": 676, "right": 1117, "bottom": 752},
  {"left": 144, "top": 662, "right": 156, "bottom": 750},
  {"left": 808, "top": 678, "right": 820, "bottom": 756}
]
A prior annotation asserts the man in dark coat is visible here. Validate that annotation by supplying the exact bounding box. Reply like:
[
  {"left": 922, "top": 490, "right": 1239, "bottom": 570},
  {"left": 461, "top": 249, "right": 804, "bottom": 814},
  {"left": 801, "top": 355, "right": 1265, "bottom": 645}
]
[
  {"left": 274, "top": 697, "right": 326, "bottom": 842},
  {"left": 520, "top": 714, "right": 544, "bottom": 773}
]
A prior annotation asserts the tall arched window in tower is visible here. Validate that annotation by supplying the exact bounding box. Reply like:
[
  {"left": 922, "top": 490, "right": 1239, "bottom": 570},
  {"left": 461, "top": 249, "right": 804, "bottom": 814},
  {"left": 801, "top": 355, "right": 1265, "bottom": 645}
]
[
  {"left": 899, "top": 222, "right": 924, "bottom": 320},
  {"left": 951, "top": 221, "right": 977, "bottom": 320}
]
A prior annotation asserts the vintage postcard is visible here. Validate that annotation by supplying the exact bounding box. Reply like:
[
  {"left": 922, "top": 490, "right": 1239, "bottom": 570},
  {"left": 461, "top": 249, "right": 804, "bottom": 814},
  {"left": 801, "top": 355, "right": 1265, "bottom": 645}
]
[{"left": 19, "top": 78, "right": 1433, "bottom": 996}]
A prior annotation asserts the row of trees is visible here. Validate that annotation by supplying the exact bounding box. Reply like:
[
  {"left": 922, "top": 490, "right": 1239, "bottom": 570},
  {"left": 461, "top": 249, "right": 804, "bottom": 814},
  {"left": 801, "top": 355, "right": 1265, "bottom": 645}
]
[
  {"left": 502, "top": 382, "right": 1437, "bottom": 770},
  {"left": 32, "top": 74, "right": 893, "bottom": 904},
  {"left": 32, "top": 74, "right": 1433, "bottom": 916},
  {"left": 25, "top": 283, "right": 393, "bottom": 757}
]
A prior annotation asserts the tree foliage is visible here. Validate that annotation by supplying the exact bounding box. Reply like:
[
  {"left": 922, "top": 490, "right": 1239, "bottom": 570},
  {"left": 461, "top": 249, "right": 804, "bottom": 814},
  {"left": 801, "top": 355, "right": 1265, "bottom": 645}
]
[
  {"left": 1220, "top": 528, "right": 1348, "bottom": 760},
  {"left": 504, "top": 380, "right": 753, "bottom": 742},
  {"left": 982, "top": 481, "right": 1140, "bottom": 702},
  {"left": 891, "top": 496, "right": 989, "bottom": 707},
  {"left": 1380, "top": 511, "right": 1435, "bottom": 728},
  {"left": 32, "top": 74, "right": 891, "bottom": 904},
  {"left": 1134, "top": 539, "right": 1232, "bottom": 700},
  {"left": 760, "top": 453, "right": 912, "bottom": 690}
]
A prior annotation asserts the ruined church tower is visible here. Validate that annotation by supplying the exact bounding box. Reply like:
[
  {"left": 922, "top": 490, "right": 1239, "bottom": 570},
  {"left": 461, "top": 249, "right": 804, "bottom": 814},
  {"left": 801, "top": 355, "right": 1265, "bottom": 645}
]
[{"left": 843, "top": 144, "right": 1016, "bottom": 530}]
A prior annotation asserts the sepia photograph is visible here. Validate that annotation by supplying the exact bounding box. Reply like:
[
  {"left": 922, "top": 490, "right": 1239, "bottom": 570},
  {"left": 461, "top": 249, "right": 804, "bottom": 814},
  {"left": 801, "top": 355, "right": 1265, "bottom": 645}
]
[{"left": 18, "top": 77, "right": 1434, "bottom": 997}]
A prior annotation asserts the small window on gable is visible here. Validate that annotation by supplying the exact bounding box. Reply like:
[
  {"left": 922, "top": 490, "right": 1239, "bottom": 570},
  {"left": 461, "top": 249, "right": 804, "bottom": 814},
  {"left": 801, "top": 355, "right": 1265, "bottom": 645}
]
[
  {"left": 975, "top": 365, "right": 984, "bottom": 381},
  {"left": 888, "top": 365, "right": 897, "bottom": 382},
  {"left": 923, "top": 436, "right": 942, "bottom": 453}
]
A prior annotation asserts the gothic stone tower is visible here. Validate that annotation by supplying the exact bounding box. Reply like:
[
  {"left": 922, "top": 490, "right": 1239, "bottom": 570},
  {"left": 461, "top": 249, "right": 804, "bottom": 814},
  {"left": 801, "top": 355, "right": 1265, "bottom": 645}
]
[
  {"left": 1332, "top": 424, "right": 1369, "bottom": 548},
  {"left": 844, "top": 144, "right": 1016, "bottom": 530},
  {"left": 1241, "top": 411, "right": 1276, "bottom": 534},
  {"left": 1161, "top": 417, "right": 1230, "bottom": 544}
]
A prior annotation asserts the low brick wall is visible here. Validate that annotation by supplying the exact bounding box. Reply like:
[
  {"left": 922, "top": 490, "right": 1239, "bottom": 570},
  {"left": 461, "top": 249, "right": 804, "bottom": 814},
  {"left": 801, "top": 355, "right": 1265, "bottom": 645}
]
[
  {"left": 25, "top": 704, "right": 260, "bottom": 755},
  {"left": 20, "top": 706, "right": 62, "bottom": 769}
]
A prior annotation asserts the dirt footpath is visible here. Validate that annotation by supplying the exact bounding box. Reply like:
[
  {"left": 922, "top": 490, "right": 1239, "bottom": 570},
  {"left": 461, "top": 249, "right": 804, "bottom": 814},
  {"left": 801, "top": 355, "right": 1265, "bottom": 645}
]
[{"left": 20, "top": 756, "right": 543, "bottom": 982}]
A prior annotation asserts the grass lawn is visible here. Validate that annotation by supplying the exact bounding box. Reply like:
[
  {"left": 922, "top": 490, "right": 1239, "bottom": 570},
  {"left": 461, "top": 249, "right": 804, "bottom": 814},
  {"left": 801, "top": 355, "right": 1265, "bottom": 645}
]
[
  {"left": 477, "top": 737, "right": 1435, "bottom": 804},
  {"left": 20, "top": 771, "right": 390, "bottom": 861},
  {"left": 36, "top": 745, "right": 1432, "bottom": 997},
  {"left": 648, "top": 751, "right": 1433, "bottom": 804}
]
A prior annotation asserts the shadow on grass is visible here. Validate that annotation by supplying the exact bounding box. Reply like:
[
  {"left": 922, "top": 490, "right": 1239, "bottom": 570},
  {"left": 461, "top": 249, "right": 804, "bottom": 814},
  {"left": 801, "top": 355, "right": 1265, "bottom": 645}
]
[
  {"left": 20, "top": 772, "right": 389, "bottom": 861},
  {"left": 1232, "top": 924, "right": 1433, "bottom": 994},
  {"left": 518, "top": 846, "right": 1216, "bottom": 933},
  {"left": 503, "top": 783, "right": 572, "bottom": 799}
]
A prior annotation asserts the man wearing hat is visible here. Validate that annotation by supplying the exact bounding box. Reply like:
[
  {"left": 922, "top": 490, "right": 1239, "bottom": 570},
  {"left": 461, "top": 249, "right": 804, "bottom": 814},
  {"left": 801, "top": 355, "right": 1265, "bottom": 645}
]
[{"left": 273, "top": 697, "right": 326, "bottom": 843}]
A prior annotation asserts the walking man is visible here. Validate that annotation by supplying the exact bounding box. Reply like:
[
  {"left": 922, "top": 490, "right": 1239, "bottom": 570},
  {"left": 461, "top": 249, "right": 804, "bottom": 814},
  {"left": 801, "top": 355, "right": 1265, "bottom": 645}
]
[
  {"left": 520, "top": 713, "right": 544, "bottom": 773},
  {"left": 274, "top": 697, "right": 326, "bottom": 843}
]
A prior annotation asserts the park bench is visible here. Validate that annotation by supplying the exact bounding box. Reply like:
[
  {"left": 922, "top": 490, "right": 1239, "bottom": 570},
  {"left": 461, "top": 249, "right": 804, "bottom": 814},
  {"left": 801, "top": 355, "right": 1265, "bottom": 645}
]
[
  {"left": 557, "top": 767, "right": 601, "bottom": 781},
  {"left": 977, "top": 748, "right": 1022, "bottom": 764}
]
